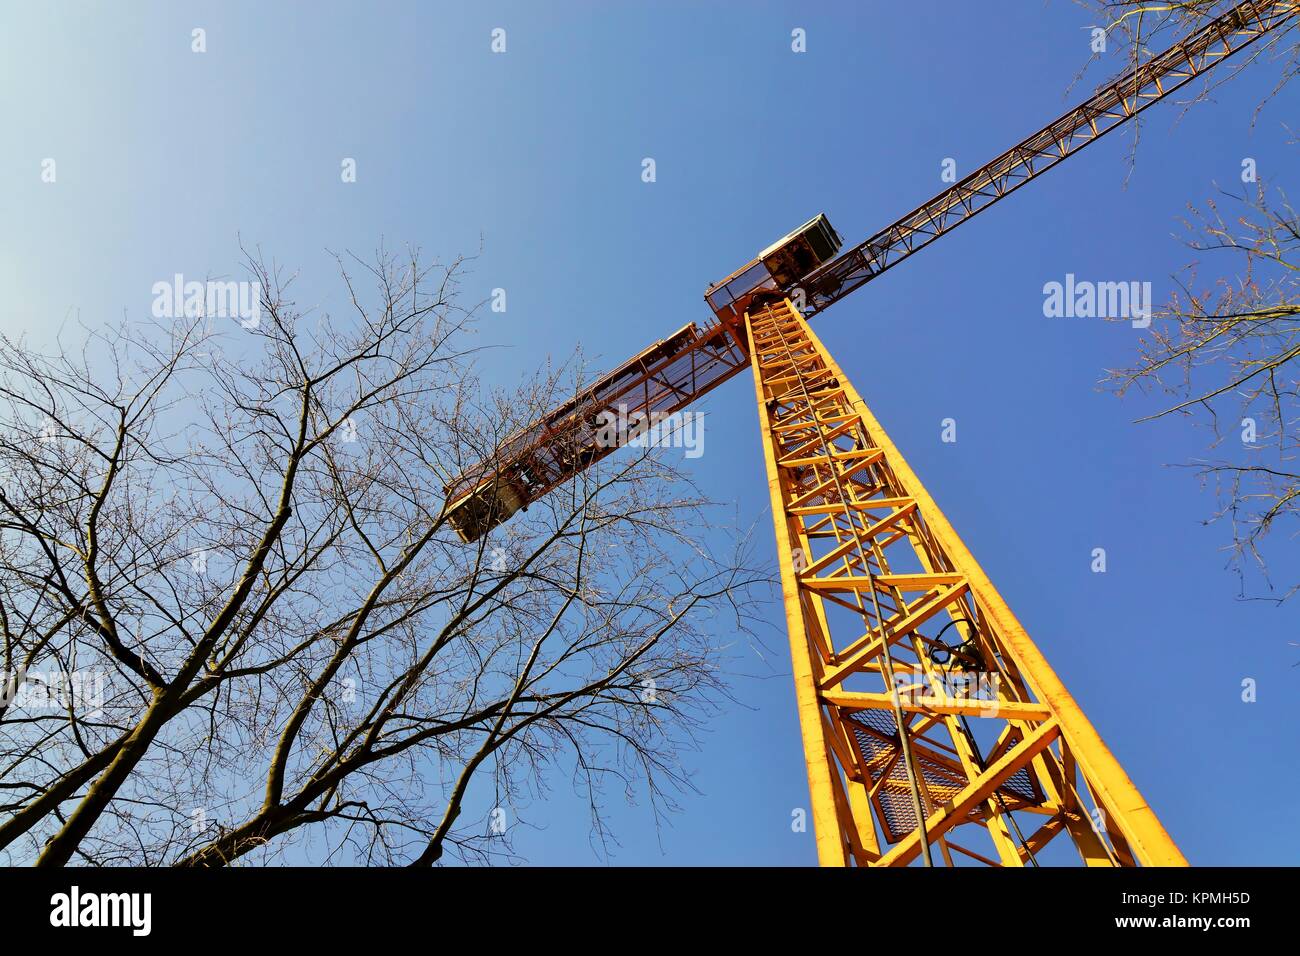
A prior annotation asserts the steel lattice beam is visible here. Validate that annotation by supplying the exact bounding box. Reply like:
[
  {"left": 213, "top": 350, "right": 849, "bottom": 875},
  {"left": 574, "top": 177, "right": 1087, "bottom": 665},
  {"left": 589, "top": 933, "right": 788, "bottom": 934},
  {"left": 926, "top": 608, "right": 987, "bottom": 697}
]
[
  {"left": 801, "top": 0, "right": 1299, "bottom": 314},
  {"left": 747, "top": 297, "right": 1185, "bottom": 866},
  {"left": 435, "top": 2, "right": 1296, "bottom": 865},
  {"left": 443, "top": 0, "right": 1297, "bottom": 543}
]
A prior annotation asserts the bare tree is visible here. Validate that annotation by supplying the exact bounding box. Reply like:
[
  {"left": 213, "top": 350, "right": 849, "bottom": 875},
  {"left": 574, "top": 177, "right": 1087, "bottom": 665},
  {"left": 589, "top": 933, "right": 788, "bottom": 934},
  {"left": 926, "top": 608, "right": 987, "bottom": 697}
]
[
  {"left": 1066, "top": 3, "right": 1300, "bottom": 598},
  {"left": 1107, "top": 178, "right": 1300, "bottom": 599},
  {"left": 1079, "top": 1, "right": 1300, "bottom": 91},
  {"left": 1073, "top": 1, "right": 1300, "bottom": 171},
  {"left": 0, "top": 248, "right": 762, "bottom": 866}
]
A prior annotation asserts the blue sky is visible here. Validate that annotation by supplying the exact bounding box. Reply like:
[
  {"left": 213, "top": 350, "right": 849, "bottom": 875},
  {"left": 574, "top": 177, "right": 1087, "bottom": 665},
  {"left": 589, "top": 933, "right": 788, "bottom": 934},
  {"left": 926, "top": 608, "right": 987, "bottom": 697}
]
[{"left": 2, "top": 1, "right": 1297, "bottom": 865}]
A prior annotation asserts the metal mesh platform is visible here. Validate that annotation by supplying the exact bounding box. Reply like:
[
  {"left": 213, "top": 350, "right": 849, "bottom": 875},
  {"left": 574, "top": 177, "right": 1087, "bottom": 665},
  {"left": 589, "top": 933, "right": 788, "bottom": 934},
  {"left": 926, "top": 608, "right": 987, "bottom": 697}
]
[{"left": 847, "top": 709, "right": 1042, "bottom": 844}]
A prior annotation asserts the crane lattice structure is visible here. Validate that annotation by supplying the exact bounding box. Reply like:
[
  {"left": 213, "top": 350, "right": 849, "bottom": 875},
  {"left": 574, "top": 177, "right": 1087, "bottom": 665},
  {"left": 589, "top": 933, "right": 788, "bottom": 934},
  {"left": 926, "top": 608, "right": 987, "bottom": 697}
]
[{"left": 443, "top": 0, "right": 1298, "bottom": 866}]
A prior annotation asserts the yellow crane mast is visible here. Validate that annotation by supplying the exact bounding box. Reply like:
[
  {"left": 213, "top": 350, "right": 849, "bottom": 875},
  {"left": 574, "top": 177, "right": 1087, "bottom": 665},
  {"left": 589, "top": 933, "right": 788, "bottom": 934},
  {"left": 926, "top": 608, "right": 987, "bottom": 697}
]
[{"left": 748, "top": 297, "right": 1184, "bottom": 866}]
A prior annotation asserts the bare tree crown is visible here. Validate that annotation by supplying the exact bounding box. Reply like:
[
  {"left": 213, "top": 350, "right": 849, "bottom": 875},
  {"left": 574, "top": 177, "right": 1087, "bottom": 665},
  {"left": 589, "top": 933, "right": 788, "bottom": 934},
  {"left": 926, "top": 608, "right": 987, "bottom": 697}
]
[{"left": 0, "top": 249, "right": 761, "bottom": 866}]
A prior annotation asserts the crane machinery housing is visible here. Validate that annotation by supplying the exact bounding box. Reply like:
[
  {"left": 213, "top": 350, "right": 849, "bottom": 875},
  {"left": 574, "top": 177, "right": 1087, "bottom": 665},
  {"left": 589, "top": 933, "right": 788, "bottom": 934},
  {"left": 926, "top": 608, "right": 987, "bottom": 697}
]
[{"left": 442, "top": 0, "right": 1298, "bottom": 866}]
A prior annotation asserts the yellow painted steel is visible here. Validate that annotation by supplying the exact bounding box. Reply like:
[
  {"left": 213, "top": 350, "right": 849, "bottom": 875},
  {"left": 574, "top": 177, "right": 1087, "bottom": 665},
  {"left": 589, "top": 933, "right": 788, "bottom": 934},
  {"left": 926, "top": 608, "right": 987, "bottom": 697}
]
[{"left": 747, "top": 298, "right": 1186, "bottom": 867}]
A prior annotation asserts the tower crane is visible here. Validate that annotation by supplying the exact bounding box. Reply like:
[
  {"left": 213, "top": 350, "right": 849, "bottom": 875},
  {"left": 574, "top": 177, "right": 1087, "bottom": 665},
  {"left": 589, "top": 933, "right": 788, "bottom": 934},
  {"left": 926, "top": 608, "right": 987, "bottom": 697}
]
[{"left": 443, "top": 0, "right": 1298, "bottom": 866}]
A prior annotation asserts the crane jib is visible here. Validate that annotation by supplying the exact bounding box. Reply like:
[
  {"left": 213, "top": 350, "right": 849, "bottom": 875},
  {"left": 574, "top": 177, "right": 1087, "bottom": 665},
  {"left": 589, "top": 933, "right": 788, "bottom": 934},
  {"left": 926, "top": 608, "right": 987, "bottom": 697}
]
[
  {"left": 442, "top": 0, "right": 1298, "bottom": 544},
  {"left": 801, "top": 0, "right": 1298, "bottom": 314}
]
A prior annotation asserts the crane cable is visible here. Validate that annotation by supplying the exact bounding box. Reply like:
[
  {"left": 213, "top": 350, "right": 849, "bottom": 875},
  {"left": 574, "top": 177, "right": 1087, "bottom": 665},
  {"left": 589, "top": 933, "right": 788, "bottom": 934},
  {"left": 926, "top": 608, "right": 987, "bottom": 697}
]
[{"left": 756, "top": 300, "right": 934, "bottom": 866}]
